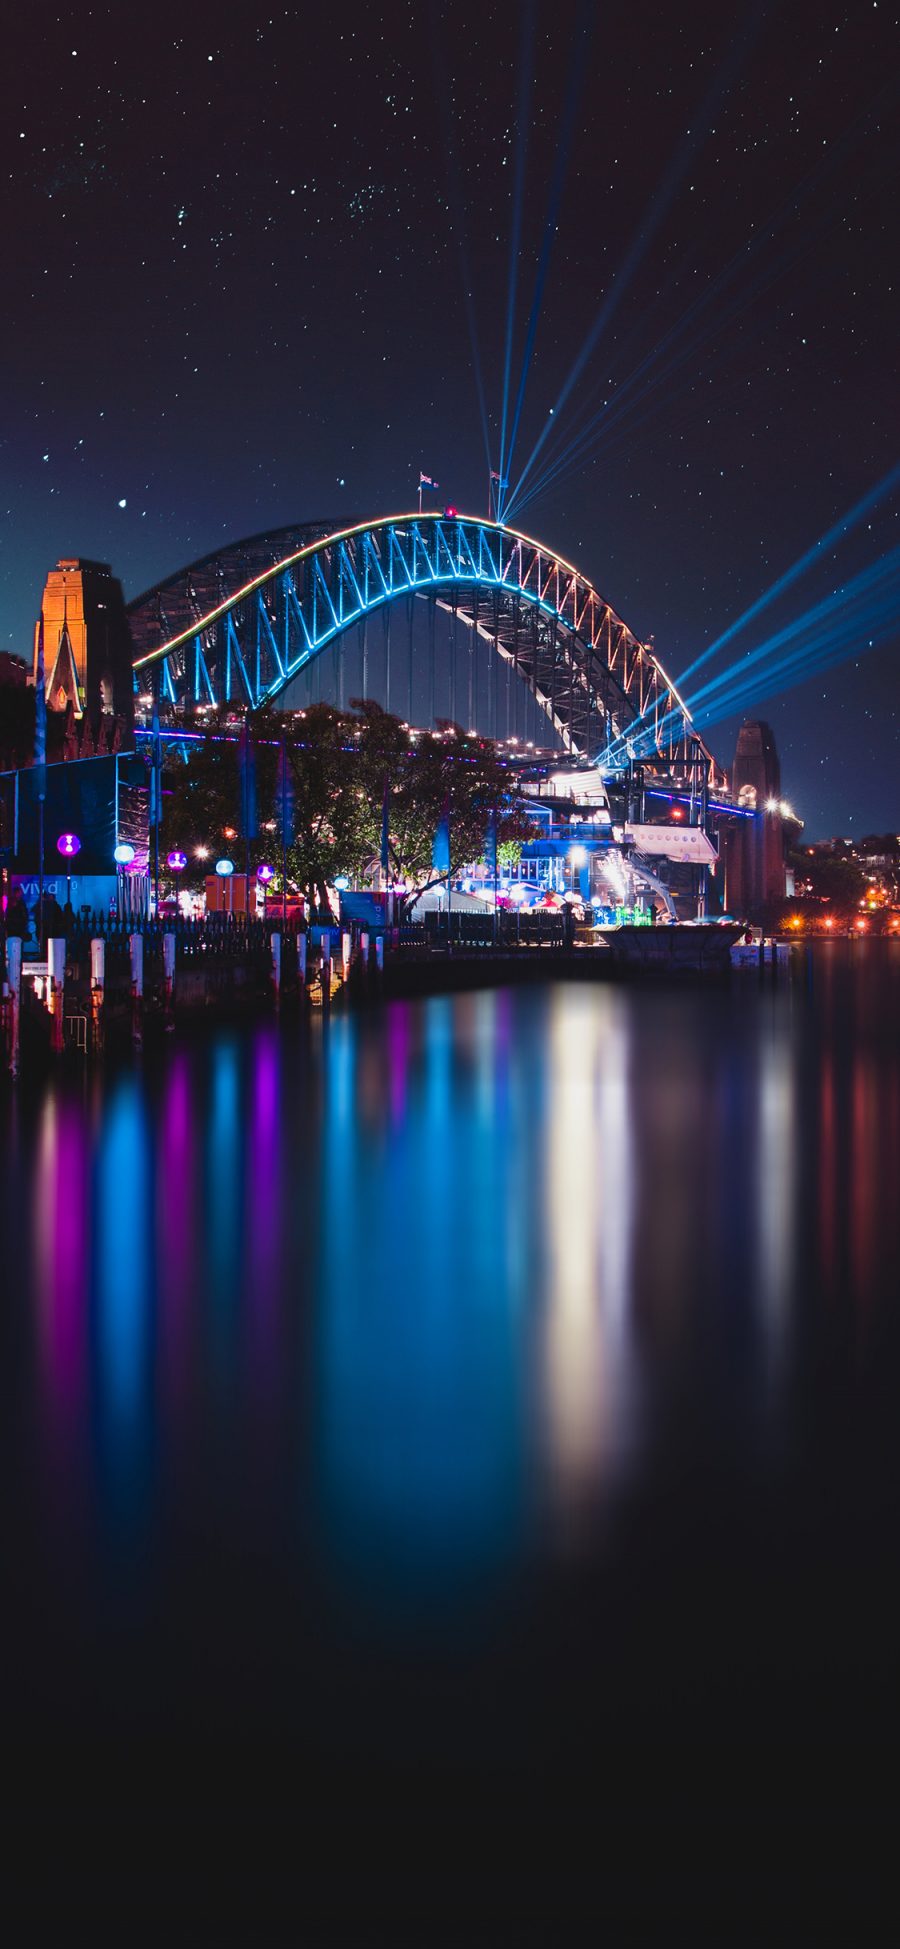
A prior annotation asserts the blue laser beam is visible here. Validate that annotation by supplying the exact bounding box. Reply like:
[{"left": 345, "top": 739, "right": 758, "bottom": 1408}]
[
  {"left": 500, "top": 1, "right": 593, "bottom": 520},
  {"left": 498, "top": 0, "right": 538, "bottom": 499},
  {"left": 430, "top": 5, "right": 493, "bottom": 472},
  {"left": 685, "top": 545, "right": 900, "bottom": 722},
  {"left": 678, "top": 460, "right": 900, "bottom": 689},
  {"left": 506, "top": 64, "right": 896, "bottom": 525},
  {"left": 694, "top": 594, "right": 899, "bottom": 728},
  {"left": 602, "top": 544, "right": 900, "bottom": 770},
  {"left": 600, "top": 455, "right": 900, "bottom": 767},
  {"left": 506, "top": 4, "right": 770, "bottom": 517}
]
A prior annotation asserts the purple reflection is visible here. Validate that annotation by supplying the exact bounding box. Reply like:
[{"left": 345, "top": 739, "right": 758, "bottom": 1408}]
[
  {"left": 387, "top": 1000, "right": 410, "bottom": 1124},
  {"left": 34, "top": 1098, "right": 89, "bottom": 1433},
  {"left": 246, "top": 1031, "right": 282, "bottom": 1405}
]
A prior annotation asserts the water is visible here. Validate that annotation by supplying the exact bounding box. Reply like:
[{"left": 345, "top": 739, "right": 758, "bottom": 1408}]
[{"left": 4, "top": 945, "right": 900, "bottom": 1923}]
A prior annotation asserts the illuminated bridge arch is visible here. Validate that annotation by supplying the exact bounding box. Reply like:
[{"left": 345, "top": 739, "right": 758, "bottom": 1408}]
[{"left": 127, "top": 512, "right": 715, "bottom": 773}]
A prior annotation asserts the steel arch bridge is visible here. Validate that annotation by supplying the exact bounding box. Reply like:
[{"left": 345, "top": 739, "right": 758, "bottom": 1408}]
[{"left": 127, "top": 511, "right": 717, "bottom": 777}]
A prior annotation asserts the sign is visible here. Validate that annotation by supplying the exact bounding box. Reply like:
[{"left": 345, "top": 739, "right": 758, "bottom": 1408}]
[{"left": 624, "top": 824, "right": 718, "bottom": 865}]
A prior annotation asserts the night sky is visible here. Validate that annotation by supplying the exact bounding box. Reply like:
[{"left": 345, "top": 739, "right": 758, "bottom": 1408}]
[{"left": 2, "top": 0, "right": 897, "bottom": 836}]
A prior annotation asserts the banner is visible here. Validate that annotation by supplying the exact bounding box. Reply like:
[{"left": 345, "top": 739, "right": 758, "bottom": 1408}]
[{"left": 624, "top": 823, "right": 717, "bottom": 864}]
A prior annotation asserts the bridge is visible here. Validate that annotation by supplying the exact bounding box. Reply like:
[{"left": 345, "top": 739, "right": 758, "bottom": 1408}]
[{"left": 126, "top": 512, "right": 721, "bottom": 784}]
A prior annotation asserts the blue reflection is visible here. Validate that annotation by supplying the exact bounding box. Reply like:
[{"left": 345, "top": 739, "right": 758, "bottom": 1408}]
[
  {"left": 206, "top": 1039, "right": 242, "bottom": 1386},
  {"left": 95, "top": 1079, "right": 152, "bottom": 1521},
  {"left": 316, "top": 993, "right": 522, "bottom": 1605}
]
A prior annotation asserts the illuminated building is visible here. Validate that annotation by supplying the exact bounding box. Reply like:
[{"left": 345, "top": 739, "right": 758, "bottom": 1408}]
[{"left": 34, "top": 559, "right": 133, "bottom": 730}]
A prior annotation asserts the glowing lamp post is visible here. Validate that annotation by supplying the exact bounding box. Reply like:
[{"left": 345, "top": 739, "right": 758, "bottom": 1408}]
[
  {"left": 257, "top": 861, "right": 274, "bottom": 922},
  {"left": 113, "top": 840, "right": 135, "bottom": 922},
  {"left": 57, "top": 831, "right": 81, "bottom": 909},
  {"left": 215, "top": 856, "right": 235, "bottom": 915},
  {"left": 167, "top": 849, "right": 187, "bottom": 915}
]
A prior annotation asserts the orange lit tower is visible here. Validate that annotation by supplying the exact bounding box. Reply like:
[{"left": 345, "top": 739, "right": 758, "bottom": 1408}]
[{"left": 34, "top": 558, "right": 133, "bottom": 730}]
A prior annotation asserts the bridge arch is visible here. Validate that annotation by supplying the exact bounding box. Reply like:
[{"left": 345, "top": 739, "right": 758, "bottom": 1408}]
[{"left": 127, "top": 511, "right": 713, "bottom": 773}]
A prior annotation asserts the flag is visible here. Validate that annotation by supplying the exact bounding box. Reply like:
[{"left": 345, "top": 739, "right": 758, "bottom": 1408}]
[
  {"left": 419, "top": 472, "right": 438, "bottom": 488},
  {"left": 276, "top": 740, "right": 295, "bottom": 844},
  {"left": 490, "top": 471, "right": 509, "bottom": 487},
  {"left": 380, "top": 779, "right": 390, "bottom": 876},
  {"left": 33, "top": 614, "right": 47, "bottom": 802},
  {"left": 239, "top": 717, "right": 258, "bottom": 840},
  {"left": 432, "top": 795, "right": 451, "bottom": 876}
]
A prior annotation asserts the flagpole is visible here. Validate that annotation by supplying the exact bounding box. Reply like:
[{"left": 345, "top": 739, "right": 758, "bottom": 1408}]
[{"left": 418, "top": 478, "right": 422, "bottom": 517}]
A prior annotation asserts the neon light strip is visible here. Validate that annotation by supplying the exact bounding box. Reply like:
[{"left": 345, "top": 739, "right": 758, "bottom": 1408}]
[{"left": 133, "top": 513, "right": 646, "bottom": 669}]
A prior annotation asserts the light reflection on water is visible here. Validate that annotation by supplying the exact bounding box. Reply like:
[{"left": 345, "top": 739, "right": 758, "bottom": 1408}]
[{"left": 6, "top": 949, "right": 900, "bottom": 1620}]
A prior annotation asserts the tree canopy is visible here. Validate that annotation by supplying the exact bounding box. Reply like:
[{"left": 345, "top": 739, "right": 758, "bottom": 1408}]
[{"left": 160, "top": 701, "right": 536, "bottom": 912}]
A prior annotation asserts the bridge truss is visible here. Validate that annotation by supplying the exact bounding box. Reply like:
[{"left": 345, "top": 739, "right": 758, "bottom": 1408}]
[{"left": 127, "top": 512, "right": 719, "bottom": 780}]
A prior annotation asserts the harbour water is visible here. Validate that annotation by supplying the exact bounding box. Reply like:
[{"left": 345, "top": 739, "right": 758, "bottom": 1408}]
[{"left": 4, "top": 943, "right": 900, "bottom": 1923}]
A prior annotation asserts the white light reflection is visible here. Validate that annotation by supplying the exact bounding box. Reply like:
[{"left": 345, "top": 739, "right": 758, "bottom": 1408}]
[
  {"left": 541, "top": 989, "right": 635, "bottom": 1542},
  {"left": 756, "top": 1035, "right": 796, "bottom": 1396}
]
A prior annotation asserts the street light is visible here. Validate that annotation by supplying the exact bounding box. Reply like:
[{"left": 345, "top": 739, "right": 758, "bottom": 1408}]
[
  {"left": 257, "top": 861, "right": 274, "bottom": 922},
  {"left": 57, "top": 831, "right": 81, "bottom": 910},
  {"left": 113, "top": 840, "right": 135, "bottom": 923},
  {"left": 167, "top": 849, "right": 187, "bottom": 916},
  {"left": 215, "top": 855, "right": 235, "bottom": 915}
]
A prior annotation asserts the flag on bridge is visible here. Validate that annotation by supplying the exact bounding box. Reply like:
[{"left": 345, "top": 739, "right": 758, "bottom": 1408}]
[
  {"left": 33, "top": 614, "right": 47, "bottom": 803},
  {"left": 490, "top": 471, "right": 509, "bottom": 487},
  {"left": 432, "top": 795, "right": 451, "bottom": 877},
  {"left": 419, "top": 472, "right": 438, "bottom": 489}
]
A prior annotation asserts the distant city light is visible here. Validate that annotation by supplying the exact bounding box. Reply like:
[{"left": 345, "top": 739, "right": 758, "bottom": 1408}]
[
  {"left": 195, "top": 845, "right": 210, "bottom": 859},
  {"left": 113, "top": 841, "right": 135, "bottom": 865},
  {"left": 333, "top": 874, "right": 350, "bottom": 890},
  {"left": 215, "top": 858, "right": 234, "bottom": 877}
]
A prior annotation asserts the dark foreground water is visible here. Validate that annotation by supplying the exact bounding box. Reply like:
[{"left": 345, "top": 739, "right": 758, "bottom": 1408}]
[{"left": 4, "top": 945, "right": 900, "bottom": 1927}]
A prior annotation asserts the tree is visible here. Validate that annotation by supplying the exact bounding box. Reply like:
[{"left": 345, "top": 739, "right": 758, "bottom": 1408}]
[
  {"left": 159, "top": 698, "right": 537, "bottom": 915},
  {"left": 351, "top": 707, "right": 537, "bottom": 910},
  {"left": 161, "top": 716, "right": 240, "bottom": 884},
  {"left": 799, "top": 849, "right": 866, "bottom": 912}
]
